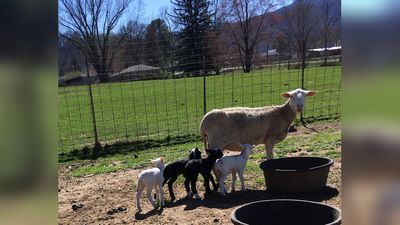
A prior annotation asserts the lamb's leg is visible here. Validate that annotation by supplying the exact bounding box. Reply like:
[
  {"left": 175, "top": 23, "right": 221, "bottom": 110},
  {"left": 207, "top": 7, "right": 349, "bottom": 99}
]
[
  {"left": 191, "top": 176, "right": 200, "bottom": 199},
  {"left": 239, "top": 171, "right": 245, "bottom": 191},
  {"left": 203, "top": 174, "right": 212, "bottom": 194},
  {"left": 184, "top": 179, "right": 192, "bottom": 198},
  {"left": 146, "top": 185, "right": 157, "bottom": 209},
  {"left": 219, "top": 174, "right": 227, "bottom": 196},
  {"left": 208, "top": 172, "right": 218, "bottom": 191},
  {"left": 158, "top": 182, "right": 164, "bottom": 207},
  {"left": 167, "top": 175, "right": 178, "bottom": 201},
  {"left": 231, "top": 171, "right": 237, "bottom": 192},
  {"left": 136, "top": 181, "right": 145, "bottom": 212},
  {"left": 265, "top": 141, "right": 276, "bottom": 160}
]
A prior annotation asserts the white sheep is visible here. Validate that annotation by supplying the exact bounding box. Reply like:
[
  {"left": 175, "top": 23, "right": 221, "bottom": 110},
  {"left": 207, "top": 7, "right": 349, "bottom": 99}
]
[
  {"left": 214, "top": 144, "right": 255, "bottom": 196},
  {"left": 200, "top": 88, "right": 317, "bottom": 159},
  {"left": 136, "top": 157, "right": 165, "bottom": 212}
]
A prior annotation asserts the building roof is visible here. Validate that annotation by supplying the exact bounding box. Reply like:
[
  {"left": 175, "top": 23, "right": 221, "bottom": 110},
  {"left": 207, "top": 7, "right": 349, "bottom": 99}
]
[
  {"left": 308, "top": 46, "right": 342, "bottom": 52},
  {"left": 61, "top": 71, "right": 98, "bottom": 81},
  {"left": 113, "top": 64, "right": 160, "bottom": 76}
]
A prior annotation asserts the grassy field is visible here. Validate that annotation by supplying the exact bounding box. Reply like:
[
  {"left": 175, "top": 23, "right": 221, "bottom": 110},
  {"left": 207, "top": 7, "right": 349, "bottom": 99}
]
[
  {"left": 59, "top": 66, "right": 341, "bottom": 153},
  {"left": 65, "top": 121, "right": 341, "bottom": 178}
]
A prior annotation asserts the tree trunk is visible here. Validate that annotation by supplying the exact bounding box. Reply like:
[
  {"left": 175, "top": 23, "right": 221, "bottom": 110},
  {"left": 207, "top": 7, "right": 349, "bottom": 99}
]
[
  {"left": 244, "top": 51, "right": 251, "bottom": 73},
  {"left": 92, "top": 61, "right": 109, "bottom": 83},
  {"left": 323, "top": 39, "right": 328, "bottom": 66}
]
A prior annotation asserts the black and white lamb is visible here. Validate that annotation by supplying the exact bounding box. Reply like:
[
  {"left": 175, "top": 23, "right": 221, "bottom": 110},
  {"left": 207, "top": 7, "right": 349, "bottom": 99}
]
[
  {"left": 162, "top": 148, "right": 202, "bottom": 201},
  {"left": 183, "top": 148, "right": 223, "bottom": 199}
]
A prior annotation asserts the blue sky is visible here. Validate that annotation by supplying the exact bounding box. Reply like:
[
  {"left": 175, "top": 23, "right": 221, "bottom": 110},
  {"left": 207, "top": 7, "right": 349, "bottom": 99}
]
[{"left": 141, "top": 0, "right": 171, "bottom": 21}]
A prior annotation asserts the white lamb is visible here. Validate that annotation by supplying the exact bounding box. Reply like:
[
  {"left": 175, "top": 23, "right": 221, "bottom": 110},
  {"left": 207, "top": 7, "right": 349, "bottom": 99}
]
[
  {"left": 136, "top": 157, "right": 165, "bottom": 212},
  {"left": 214, "top": 144, "right": 255, "bottom": 196}
]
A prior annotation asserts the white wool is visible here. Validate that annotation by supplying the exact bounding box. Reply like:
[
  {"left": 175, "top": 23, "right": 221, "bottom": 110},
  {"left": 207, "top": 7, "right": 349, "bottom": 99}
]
[
  {"left": 200, "top": 88, "right": 317, "bottom": 159},
  {"left": 136, "top": 158, "right": 165, "bottom": 212},
  {"left": 214, "top": 144, "right": 254, "bottom": 196}
]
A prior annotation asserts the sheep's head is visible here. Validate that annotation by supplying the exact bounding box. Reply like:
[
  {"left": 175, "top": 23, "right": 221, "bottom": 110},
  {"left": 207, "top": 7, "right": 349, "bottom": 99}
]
[
  {"left": 151, "top": 157, "right": 164, "bottom": 169},
  {"left": 282, "top": 88, "right": 317, "bottom": 113},
  {"left": 188, "top": 147, "right": 202, "bottom": 159},
  {"left": 240, "top": 144, "right": 255, "bottom": 156}
]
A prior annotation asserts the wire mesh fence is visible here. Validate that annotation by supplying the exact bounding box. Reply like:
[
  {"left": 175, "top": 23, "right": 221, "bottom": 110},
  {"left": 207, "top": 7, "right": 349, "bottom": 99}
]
[{"left": 58, "top": 55, "right": 341, "bottom": 153}]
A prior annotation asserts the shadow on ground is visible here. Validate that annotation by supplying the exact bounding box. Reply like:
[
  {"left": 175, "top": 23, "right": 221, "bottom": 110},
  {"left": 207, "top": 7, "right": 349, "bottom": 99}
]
[
  {"left": 59, "top": 134, "right": 199, "bottom": 162},
  {"left": 134, "top": 208, "right": 164, "bottom": 220},
  {"left": 167, "top": 186, "right": 339, "bottom": 211}
]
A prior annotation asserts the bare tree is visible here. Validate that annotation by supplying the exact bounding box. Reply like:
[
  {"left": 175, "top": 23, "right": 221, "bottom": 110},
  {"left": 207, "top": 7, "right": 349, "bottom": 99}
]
[
  {"left": 282, "top": 0, "right": 319, "bottom": 88},
  {"left": 222, "top": 0, "right": 275, "bottom": 73},
  {"left": 119, "top": 20, "right": 146, "bottom": 67},
  {"left": 318, "top": 0, "right": 340, "bottom": 65},
  {"left": 59, "top": 0, "right": 132, "bottom": 82}
]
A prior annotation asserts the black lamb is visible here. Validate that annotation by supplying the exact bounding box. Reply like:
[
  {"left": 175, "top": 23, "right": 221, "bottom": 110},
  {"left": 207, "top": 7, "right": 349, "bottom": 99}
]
[
  {"left": 183, "top": 148, "right": 223, "bottom": 199},
  {"left": 163, "top": 148, "right": 202, "bottom": 201}
]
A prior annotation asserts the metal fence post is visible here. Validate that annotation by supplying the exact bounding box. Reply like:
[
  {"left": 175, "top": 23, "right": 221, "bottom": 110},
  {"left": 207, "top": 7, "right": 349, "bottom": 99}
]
[
  {"left": 203, "top": 55, "right": 207, "bottom": 115},
  {"left": 85, "top": 58, "right": 101, "bottom": 155}
]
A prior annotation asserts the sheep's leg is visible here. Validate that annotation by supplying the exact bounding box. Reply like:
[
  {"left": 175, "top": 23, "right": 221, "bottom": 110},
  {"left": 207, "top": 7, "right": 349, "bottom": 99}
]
[
  {"left": 239, "top": 171, "right": 245, "bottom": 191},
  {"left": 158, "top": 182, "right": 164, "bottom": 207},
  {"left": 208, "top": 172, "right": 218, "bottom": 191},
  {"left": 219, "top": 174, "right": 227, "bottom": 196},
  {"left": 184, "top": 179, "right": 192, "bottom": 198},
  {"left": 136, "top": 181, "right": 145, "bottom": 212},
  {"left": 191, "top": 176, "right": 200, "bottom": 199},
  {"left": 146, "top": 185, "right": 157, "bottom": 209},
  {"left": 231, "top": 171, "right": 237, "bottom": 192},
  {"left": 203, "top": 175, "right": 211, "bottom": 193},
  {"left": 265, "top": 141, "right": 276, "bottom": 160},
  {"left": 167, "top": 175, "right": 178, "bottom": 201}
]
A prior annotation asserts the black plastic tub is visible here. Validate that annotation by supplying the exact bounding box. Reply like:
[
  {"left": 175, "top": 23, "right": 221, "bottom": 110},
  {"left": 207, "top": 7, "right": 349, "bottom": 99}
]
[
  {"left": 259, "top": 157, "right": 333, "bottom": 193},
  {"left": 231, "top": 199, "right": 341, "bottom": 225}
]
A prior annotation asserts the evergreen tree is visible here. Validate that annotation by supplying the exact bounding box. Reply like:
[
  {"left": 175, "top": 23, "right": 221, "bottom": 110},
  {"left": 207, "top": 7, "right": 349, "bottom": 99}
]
[
  {"left": 170, "top": 0, "right": 214, "bottom": 75},
  {"left": 144, "top": 19, "right": 173, "bottom": 68}
]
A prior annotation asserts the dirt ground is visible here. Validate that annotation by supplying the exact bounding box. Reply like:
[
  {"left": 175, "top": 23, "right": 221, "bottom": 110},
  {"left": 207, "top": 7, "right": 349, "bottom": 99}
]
[{"left": 58, "top": 121, "right": 341, "bottom": 225}]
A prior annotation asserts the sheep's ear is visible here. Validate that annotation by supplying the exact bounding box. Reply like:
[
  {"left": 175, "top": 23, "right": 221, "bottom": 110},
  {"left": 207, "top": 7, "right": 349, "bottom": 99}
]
[
  {"left": 160, "top": 157, "right": 164, "bottom": 162},
  {"left": 306, "top": 90, "right": 317, "bottom": 97},
  {"left": 282, "top": 92, "right": 291, "bottom": 98}
]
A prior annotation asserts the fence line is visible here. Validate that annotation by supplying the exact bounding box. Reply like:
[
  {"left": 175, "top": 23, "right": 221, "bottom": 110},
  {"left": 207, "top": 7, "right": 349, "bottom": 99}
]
[{"left": 58, "top": 56, "right": 341, "bottom": 153}]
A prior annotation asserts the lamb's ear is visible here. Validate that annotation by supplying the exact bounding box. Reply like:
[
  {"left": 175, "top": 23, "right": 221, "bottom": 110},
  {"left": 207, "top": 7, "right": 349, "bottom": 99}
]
[
  {"left": 306, "top": 90, "right": 317, "bottom": 97},
  {"left": 160, "top": 157, "right": 164, "bottom": 163},
  {"left": 282, "top": 92, "right": 291, "bottom": 98}
]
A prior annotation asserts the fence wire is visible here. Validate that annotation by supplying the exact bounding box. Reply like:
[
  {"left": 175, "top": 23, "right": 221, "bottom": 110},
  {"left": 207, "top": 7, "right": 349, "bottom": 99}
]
[{"left": 58, "top": 42, "right": 341, "bottom": 153}]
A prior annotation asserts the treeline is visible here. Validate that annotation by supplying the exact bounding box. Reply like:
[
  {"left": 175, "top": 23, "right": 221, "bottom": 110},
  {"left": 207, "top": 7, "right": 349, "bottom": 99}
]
[{"left": 59, "top": 0, "right": 340, "bottom": 81}]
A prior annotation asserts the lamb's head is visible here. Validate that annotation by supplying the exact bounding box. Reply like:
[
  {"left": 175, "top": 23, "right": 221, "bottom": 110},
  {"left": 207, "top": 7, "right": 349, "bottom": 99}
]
[
  {"left": 205, "top": 148, "right": 224, "bottom": 160},
  {"left": 151, "top": 157, "right": 164, "bottom": 169},
  {"left": 282, "top": 88, "right": 317, "bottom": 113},
  {"left": 240, "top": 144, "right": 255, "bottom": 157},
  {"left": 188, "top": 147, "right": 202, "bottom": 159}
]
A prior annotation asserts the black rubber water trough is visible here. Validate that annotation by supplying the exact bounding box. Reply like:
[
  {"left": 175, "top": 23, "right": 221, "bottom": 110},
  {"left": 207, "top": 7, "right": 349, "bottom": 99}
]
[
  {"left": 259, "top": 157, "right": 333, "bottom": 193},
  {"left": 231, "top": 199, "right": 341, "bottom": 225}
]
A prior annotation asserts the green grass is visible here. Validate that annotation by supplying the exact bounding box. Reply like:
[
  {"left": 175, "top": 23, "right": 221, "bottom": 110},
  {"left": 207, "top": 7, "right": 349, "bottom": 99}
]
[
  {"left": 68, "top": 128, "right": 341, "bottom": 177},
  {"left": 59, "top": 66, "right": 341, "bottom": 153}
]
